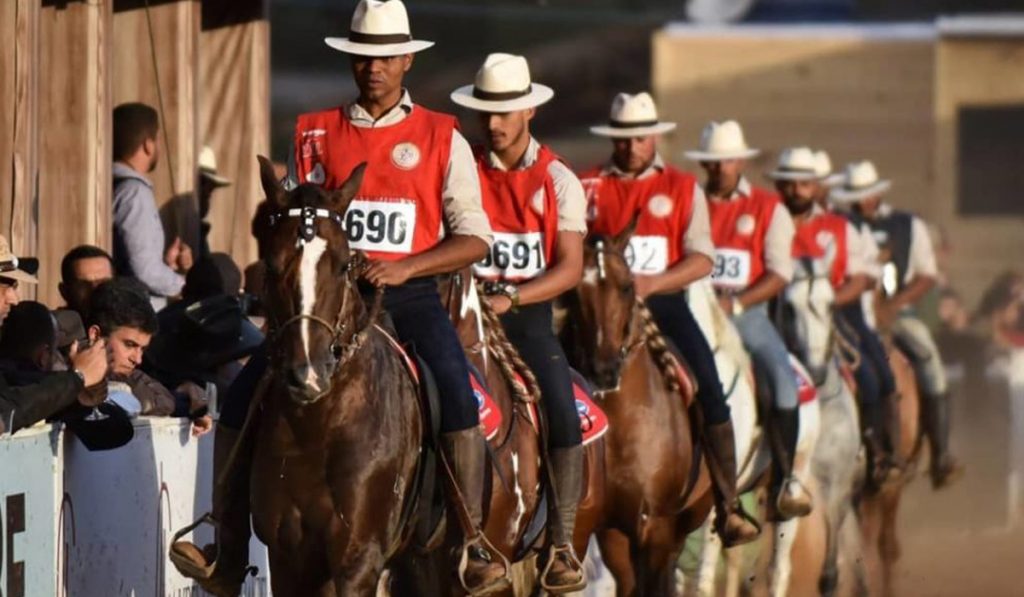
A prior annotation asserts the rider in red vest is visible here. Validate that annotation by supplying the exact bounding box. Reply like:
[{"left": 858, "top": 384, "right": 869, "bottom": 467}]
[
  {"left": 580, "top": 93, "right": 760, "bottom": 547},
  {"left": 685, "top": 121, "right": 812, "bottom": 520},
  {"left": 450, "top": 53, "right": 587, "bottom": 593},
  {"left": 171, "top": 2, "right": 507, "bottom": 594},
  {"left": 771, "top": 147, "right": 899, "bottom": 486}
]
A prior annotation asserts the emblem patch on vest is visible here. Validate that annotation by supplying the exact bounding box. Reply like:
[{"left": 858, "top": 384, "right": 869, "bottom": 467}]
[
  {"left": 307, "top": 163, "right": 325, "bottom": 184},
  {"left": 530, "top": 188, "right": 546, "bottom": 215},
  {"left": 647, "top": 194, "right": 673, "bottom": 218},
  {"left": 391, "top": 142, "right": 421, "bottom": 170},
  {"left": 736, "top": 214, "right": 756, "bottom": 235}
]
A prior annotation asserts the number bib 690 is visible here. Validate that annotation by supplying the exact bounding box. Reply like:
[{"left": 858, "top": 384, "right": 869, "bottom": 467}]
[
  {"left": 711, "top": 248, "right": 752, "bottom": 289},
  {"left": 474, "top": 232, "right": 546, "bottom": 281},
  {"left": 344, "top": 199, "right": 416, "bottom": 254}
]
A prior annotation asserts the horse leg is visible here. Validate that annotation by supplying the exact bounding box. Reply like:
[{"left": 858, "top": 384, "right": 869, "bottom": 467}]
[
  {"left": 690, "top": 517, "right": 721, "bottom": 597},
  {"left": 768, "top": 518, "right": 798, "bottom": 597},
  {"left": 598, "top": 528, "right": 635, "bottom": 597},
  {"left": 636, "top": 515, "right": 685, "bottom": 597},
  {"left": 818, "top": 498, "right": 851, "bottom": 597},
  {"left": 858, "top": 494, "right": 884, "bottom": 596},
  {"left": 879, "top": 487, "right": 904, "bottom": 597}
]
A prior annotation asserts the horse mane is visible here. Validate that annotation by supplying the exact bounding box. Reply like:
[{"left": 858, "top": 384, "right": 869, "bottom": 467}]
[
  {"left": 636, "top": 300, "right": 684, "bottom": 395},
  {"left": 476, "top": 289, "right": 541, "bottom": 404}
]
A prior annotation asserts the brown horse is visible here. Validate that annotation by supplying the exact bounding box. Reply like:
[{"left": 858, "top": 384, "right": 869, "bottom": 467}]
[
  {"left": 391, "top": 268, "right": 605, "bottom": 595},
  {"left": 858, "top": 342, "right": 921, "bottom": 597},
  {"left": 563, "top": 229, "right": 713, "bottom": 596},
  {"left": 250, "top": 157, "right": 423, "bottom": 595}
]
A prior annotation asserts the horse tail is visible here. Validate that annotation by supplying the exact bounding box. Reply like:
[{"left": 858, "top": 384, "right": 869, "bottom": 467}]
[
  {"left": 636, "top": 300, "right": 683, "bottom": 396},
  {"left": 476, "top": 289, "right": 542, "bottom": 404}
]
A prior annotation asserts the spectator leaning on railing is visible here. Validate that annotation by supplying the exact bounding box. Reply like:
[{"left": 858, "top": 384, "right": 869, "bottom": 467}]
[
  {"left": 0, "top": 240, "right": 109, "bottom": 435},
  {"left": 85, "top": 278, "right": 212, "bottom": 436}
]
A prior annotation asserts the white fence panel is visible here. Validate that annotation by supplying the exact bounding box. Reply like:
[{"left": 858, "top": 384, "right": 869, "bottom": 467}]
[{"left": 0, "top": 424, "right": 63, "bottom": 597}]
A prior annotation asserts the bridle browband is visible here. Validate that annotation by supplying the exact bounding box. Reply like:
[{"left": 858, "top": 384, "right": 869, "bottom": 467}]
[{"left": 264, "top": 204, "right": 383, "bottom": 375}]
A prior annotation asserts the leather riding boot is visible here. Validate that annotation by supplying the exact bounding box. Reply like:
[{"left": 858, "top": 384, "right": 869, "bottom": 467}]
[
  {"left": 883, "top": 391, "right": 906, "bottom": 471},
  {"left": 541, "top": 445, "right": 587, "bottom": 594},
  {"left": 772, "top": 408, "right": 812, "bottom": 520},
  {"left": 861, "top": 400, "right": 896, "bottom": 489},
  {"left": 170, "top": 424, "right": 252, "bottom": 597},
  {"left": 440, "top": 429, "right": 508, "bottom": 595},
  {"left": 704, "top": 421, "right": 761, "bottom": 547},
  {"left": 921, "top": 392, "right": 964, "bottom": 489}
]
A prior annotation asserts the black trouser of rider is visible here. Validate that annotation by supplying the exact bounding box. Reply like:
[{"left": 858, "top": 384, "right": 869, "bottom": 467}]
[
  {"left": 221, "top": 277, "right": 480, "bottom": 434},
  {"left": 499, "top": 302, "right": 582, "bottom": 449},
  {"left": 837, "top": 303, "right": 896, "bottom": 414},
  {"left": 645, "top": 290, "right": 731, "bottom": 425}
]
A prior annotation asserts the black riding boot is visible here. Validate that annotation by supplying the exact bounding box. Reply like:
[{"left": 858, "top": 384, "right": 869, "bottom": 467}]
[
  {"left": 704, "top": 421, "right": 761, "bottom": 546},
  {"left": 771, "top": 408, "right": 812, "bottom": 519},
  {"left": 921, "top": 392, "right": 964, "bottom": 489},
  {"left": 440, "top": 428, "right": 509, "bottom": 595},
  {"left": 170, "top": 424, "right": 253, "bottom": 597},
  {"left": 541, "top": 445, "right": 586, "bottom": 593},
  {"left": 861, "top": 400, "right": 896, "bottom": 490}
]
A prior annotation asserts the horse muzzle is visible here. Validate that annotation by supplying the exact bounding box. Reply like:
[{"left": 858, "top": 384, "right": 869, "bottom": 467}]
[
  {"left": 284, "top": 360, "right": 336, "bottom": 404},
  {"left": 592, "top": 358, "right": 623, "bottom": 392}
]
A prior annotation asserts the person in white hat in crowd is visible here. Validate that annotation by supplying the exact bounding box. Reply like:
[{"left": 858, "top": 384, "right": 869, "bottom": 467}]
[
  {"left": 0, "top": 234, "right": 38, "bottom": 326},
  {"left": 451, "top": 52, "right": 587, "bottom": 592},
  {"left": 812, "top": 149, "right": 845, "bottom": 209},
  {"left": 770, "top": 147, "right": 897, "bottom": 486},
  {"left": 112, "top": 102, "right": 192, "bottom": 310},
  {"left": 685, "top": 121, "right": 810, "bottom": 519},
  {"left": 579, "top": 94, "right": 760, "bottom": 547},
  {"left": 197, "top": 145, "right": 232, "bottom": 261},
  {"left": 171, "top": 1, "right": 507, "bottom": 594},
  {"left": 832, "top": 161, "right": 963, "bottom": 489}
]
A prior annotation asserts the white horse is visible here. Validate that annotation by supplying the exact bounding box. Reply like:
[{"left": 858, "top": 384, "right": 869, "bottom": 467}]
[
  {"left": 778, "top": 257, "right": 863, "bottom": 596},
  {"left": 685, "top": 278, "right": 821, "bottom": 597}
]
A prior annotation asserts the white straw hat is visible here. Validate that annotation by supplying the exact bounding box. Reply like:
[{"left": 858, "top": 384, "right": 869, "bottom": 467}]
[
  {"left": 766, "top": 146, "right": 820, "bottom": 181},
  {"left": 325, "top": 0, "right": 434, "bottom": 57},
  {"left": 814, "top": 150, "right": 844, "bottom": 187},
  {"left": 684, "top": 120, "right": 760, "bottom": 161},
  {"left": 198, "top": 146, "right": 230, "bottom": 187},
  {"left": 0, "top": 235, "right": 37, "bottom": 285},
  {"left": 589, "top": 92, "right": 676, "bottom": 138},
  {"left": 830, "top": 160, "right": 892, "bottom": 203},
  {"left": 450, "top": 53, "right": 554, "bottom": 113}
]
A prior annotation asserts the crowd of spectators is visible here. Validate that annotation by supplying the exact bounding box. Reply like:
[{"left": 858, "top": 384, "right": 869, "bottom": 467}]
[{"left": 0, "top": 101, "right": 261, "bottom": 448}]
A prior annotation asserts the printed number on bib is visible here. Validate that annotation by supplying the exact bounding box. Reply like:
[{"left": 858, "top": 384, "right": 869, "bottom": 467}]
[
  {"left": 625, "top": 236, "right": 668, "bottom": 274},
  {"left": 712, "top": 248, "right": 751, "bottom": 288},
  {"left": 344, "top": 199, "right": 416, "bottom": 254},
  {"left": 474, "top": 232, "right": 546, "bottom": 280}
]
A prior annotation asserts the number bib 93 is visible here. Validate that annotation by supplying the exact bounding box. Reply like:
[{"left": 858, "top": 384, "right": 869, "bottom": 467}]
[
  {"left": 625, "top": 236, "right": 669, "bottom": 274},
  {"left": 474, "top": 232, "right": 546, "bottom": 281},
  {"left": 344, "top": 199, "right": 416, "bottom": 254},
  {"left": 711, "top": 248, "right": 752, "bottom": 289}
]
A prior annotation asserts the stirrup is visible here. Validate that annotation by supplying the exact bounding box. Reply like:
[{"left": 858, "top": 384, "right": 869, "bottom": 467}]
[
  {"left": 718, "top": 501, "right": 762, "bottom": 546},
  {"left": 168, "top": 513, "right": 257, "bottom": 582},
  {"left": 456, "top": 533, "right": 511, "bottom": 596},
  {"left": 776, "top": 477, "right": 812, "bottom": 518},
  {"left": 540, "top": 543, "right": 586, "bottom": 593}
]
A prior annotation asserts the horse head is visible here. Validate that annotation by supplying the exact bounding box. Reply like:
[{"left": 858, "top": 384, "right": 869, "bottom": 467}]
[
  {"left": 255, "top": 156, "right": 367, "bottom": 404},
  {"left": 567, "top": 221, "right": 639, "bottom": 391},
  {"left": 781, "top": 255, "right": 835, "bottom": 385}
]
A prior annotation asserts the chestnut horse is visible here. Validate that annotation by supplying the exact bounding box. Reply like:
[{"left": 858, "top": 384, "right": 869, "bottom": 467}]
[
  {"left": 563, "top": 230, "right": 713, "bottom": 596},
  {"left": 250, "top": 157, "right": 422, "bottom": 595}
]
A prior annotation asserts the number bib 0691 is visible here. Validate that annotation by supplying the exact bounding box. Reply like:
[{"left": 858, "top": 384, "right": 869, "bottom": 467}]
[
  {"left": 474, "top": 232, "right": 546, "bottom": 281},
  {"left": 344, "top": 199, "right": 416, "bottom": 254},
  {"left": 624, "top": 236, "right": 669, "bottom": 275},
  {"left": 711, "top": 248, "right": 752, "bottom": 289}
]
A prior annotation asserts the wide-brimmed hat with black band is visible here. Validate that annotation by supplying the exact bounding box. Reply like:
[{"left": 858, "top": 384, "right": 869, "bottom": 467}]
[
  {"left": 450, "top": 53, "right": 554, "bottom": 113},
  {"left": 589, "top": 92, "right": 677, "bottom": 138},
  {"left": 766, "top": 146, "right": 821, "bottom": 181},
  {"left": 830, "top": 160, "right": 892, "bottom": 203},
  {"left": 0, "top": 234, "right": 38, "bottom": 285},
  {"left": 325, "top": 0, "right": 434, "bottom": 57}
]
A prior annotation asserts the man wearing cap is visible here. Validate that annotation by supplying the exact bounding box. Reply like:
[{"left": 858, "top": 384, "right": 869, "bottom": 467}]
[
  {"left": 686, "top": 122, "right": 810, "bottom": 519},
  {"left": 0, "top": 234, "right": 39, "bottom": 326},
  {"left": 579, "top": 94, "right": 760, "bottom": 546},
  {"left": 450, "top": 53, "right": 587, "bottom": 591},
  {"left": 173, "top": 1, "right": 505, "bottom": 594},
  {"left": 832, "top": 161, "right": 963, "bottom": 488},
  {"left": 770, "top": 147, "right": 898, "bottom": 484},
  {"left": 197, "top": 146, "right": 232, "bottom": 261}
]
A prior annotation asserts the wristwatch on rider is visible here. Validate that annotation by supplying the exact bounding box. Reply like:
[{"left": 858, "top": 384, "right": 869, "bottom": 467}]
[{"left": 484, "top": 281, "right": 520, "bottom": 310}]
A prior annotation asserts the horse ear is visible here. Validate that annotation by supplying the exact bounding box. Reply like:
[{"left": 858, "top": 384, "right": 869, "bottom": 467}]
[
  {"left": 612, "top": 213, "right": 640, "bottom": 251},
  {"left": 257, "top": 155, "right": 286, "bottom": 208},
  {"left": 332, "top": 162, "right": 366, "bottom": 212}
]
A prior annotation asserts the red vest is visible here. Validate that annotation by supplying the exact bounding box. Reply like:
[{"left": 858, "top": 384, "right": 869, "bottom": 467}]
[
  {"left": 293, "top": 105, "right": 454, "bottom": 261},
  {"left": 792, "top": 211, "right": 849, "bottom": 289},
  {"left": 473, "top": 145, "right": 560, "bottom": 282},
  {"left": 579, "top": 165, "right": 698, "bottom": 275},
  {"left": 708, "top": 185, "right": 780, "bottom": 290}
]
